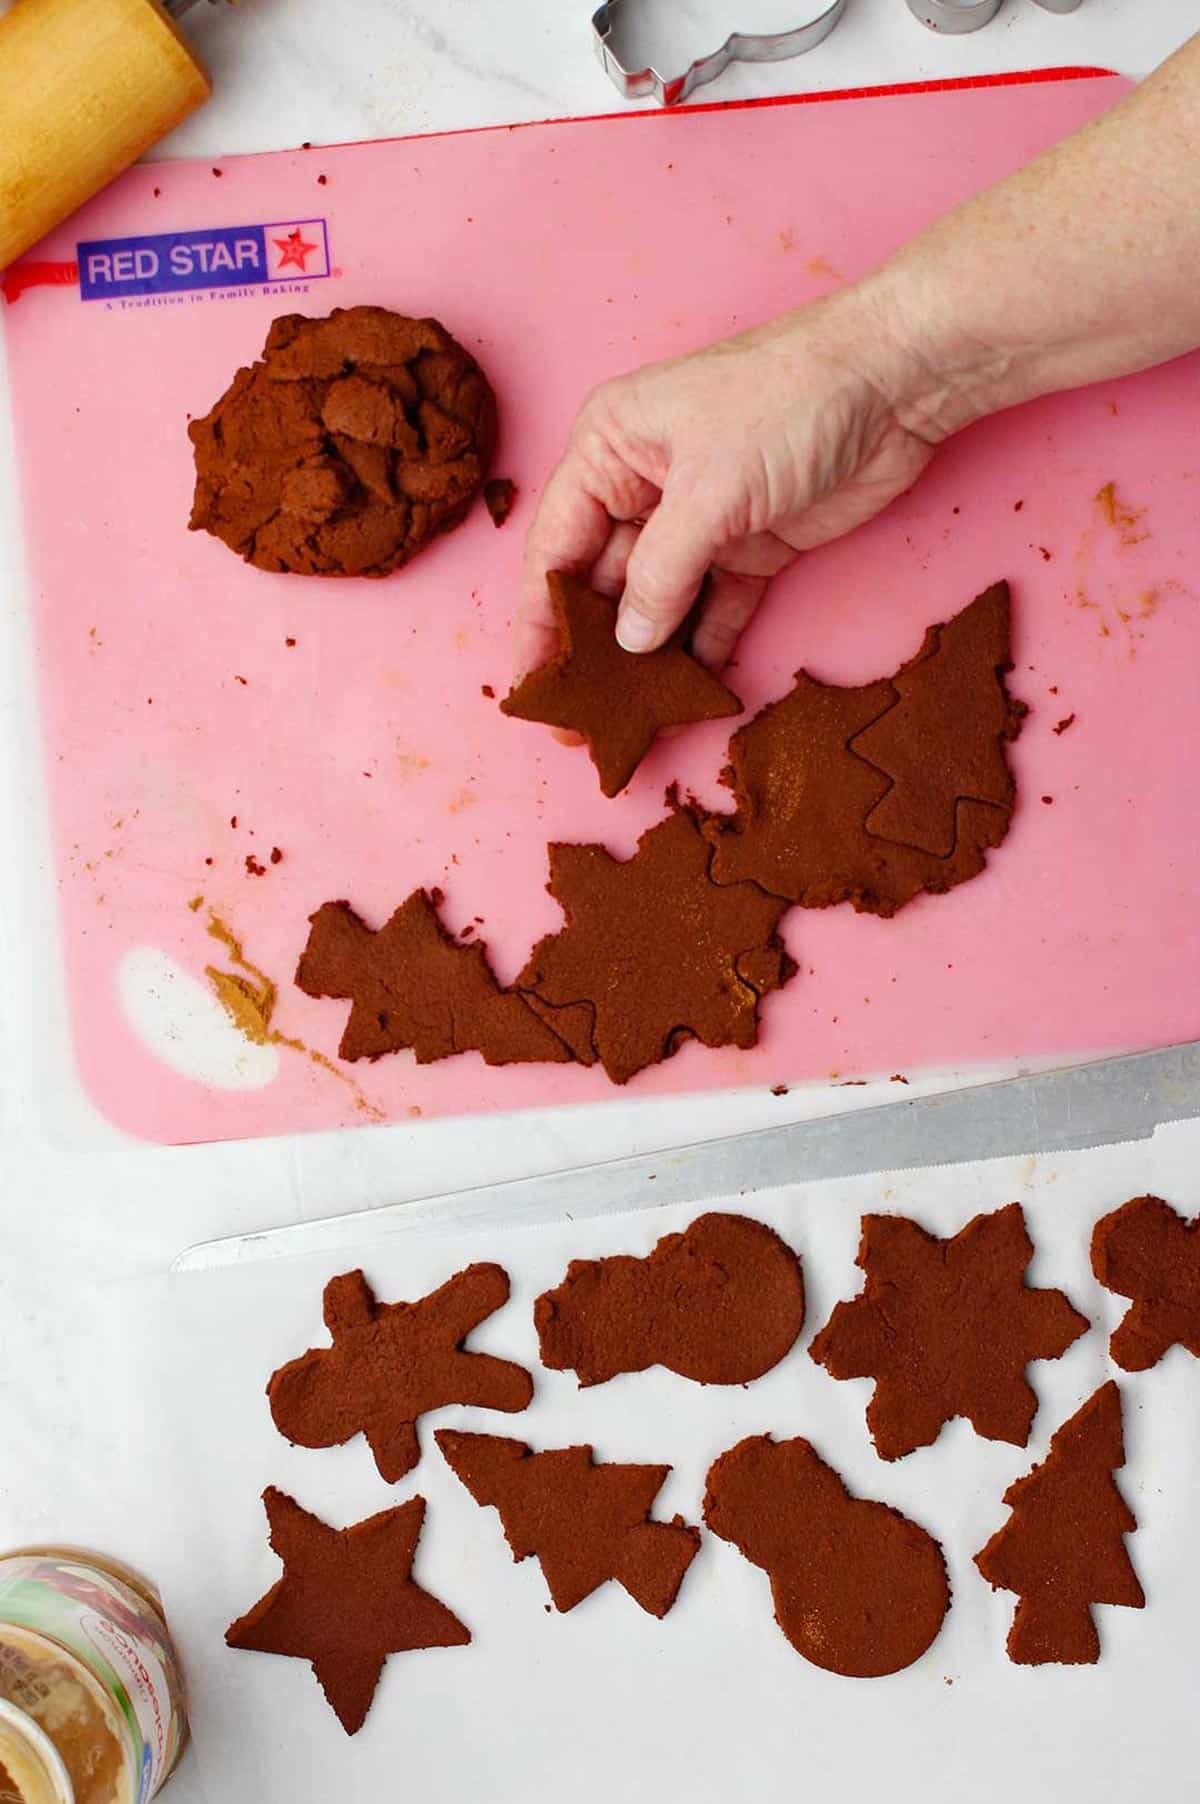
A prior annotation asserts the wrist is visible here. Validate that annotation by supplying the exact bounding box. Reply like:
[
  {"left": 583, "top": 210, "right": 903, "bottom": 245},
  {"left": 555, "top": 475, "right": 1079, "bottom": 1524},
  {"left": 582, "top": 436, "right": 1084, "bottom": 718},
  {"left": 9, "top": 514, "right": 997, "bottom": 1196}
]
[{"left": 844, "top": 261, "right": 1027, "bottom": 445}]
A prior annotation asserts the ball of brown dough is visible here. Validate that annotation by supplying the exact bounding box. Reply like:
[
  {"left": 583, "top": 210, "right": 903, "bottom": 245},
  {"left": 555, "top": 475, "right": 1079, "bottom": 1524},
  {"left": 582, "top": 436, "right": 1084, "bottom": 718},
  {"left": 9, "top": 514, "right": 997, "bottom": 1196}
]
[{"left": 187, "top": 306, "right": 496, "bottom": 578}]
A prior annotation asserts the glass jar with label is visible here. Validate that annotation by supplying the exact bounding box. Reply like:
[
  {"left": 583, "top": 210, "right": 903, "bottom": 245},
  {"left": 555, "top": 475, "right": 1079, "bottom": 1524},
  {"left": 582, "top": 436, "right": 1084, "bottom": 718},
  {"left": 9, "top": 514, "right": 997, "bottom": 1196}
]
[{"left": 0, "top": 1549, "right": 188, "bottom": 1804}]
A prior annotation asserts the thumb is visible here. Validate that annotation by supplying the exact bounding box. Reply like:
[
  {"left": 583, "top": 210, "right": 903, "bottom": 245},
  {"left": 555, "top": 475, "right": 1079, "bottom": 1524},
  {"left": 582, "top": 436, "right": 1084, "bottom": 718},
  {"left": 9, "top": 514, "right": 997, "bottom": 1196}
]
[{"left": 616, "top": 482, "right": 718, "bottom": 653}]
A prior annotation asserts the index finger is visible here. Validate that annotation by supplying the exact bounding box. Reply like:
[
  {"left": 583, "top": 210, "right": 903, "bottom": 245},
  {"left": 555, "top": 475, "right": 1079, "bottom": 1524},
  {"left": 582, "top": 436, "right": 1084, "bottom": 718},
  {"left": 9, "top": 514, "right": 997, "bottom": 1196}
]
[{"left": 515, "top": 446, "right": 658, "bottom": 682}]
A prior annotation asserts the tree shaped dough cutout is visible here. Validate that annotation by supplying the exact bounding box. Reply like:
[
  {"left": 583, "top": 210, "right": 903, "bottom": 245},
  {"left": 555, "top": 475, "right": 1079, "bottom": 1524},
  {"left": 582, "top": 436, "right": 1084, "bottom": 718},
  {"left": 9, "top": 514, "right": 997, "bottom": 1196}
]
[
  {"left": 517, "top": 804, "right": 796, "bottom": 1085},
  {"left": 704, "top": 1435, "right": 950, "bottom": 1677},
  {"left": 436, "top": 1431, "right": 700, "bottom": 1617},
  {"left": 809, "top": 1203, "right": 1088, "bottom": 1459},
  {"left": 1090, "top": 1194, "right": 1200, "bottom": 1369},
  {"left": 536, "top": 1211, "right": 805, "bottom": 1387},
  {"left": 704, "top": 582, "right": 1025, "bottom": 916},
  {"left": 975, "top": 1381, "right": 1145, "bottom": 1664},
  {"left": 268, "top": 1265, "right": 533, "bottom": 1482},
  {"left": 296, "top": 889, "right": 574, "bottom": 1066},
  {"left": 851, "top": 580, "right": 1024, "bottom": 857},
  {"left": 501, "top": 570, "right": 741, "bottom": 796},
  {"left": 226, "top": 1489, "right": 470, "bottom": 1735}
]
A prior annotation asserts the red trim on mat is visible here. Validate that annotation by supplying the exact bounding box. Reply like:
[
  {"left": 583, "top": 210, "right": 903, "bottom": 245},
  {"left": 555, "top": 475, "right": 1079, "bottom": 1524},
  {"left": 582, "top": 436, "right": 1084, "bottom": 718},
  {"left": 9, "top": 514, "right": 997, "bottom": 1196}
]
[
  {"left": 2, "top": 259, "right": 79, "bottom": 304},
  {"left": 0, "top": 64, "right": 1123, "bottom": 303},
  {"left": 221, "top": 66, "right": 1122, "bottom": 157},
  {"left": 557, "top": 65, "right": 1119, "bottom": 131}
]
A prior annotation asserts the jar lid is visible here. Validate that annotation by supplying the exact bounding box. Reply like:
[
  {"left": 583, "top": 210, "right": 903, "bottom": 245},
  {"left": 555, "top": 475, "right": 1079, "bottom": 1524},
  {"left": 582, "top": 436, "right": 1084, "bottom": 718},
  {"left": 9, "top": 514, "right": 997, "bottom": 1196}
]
[{"left": 0, "top": 1699, "right": 74, "bottom": 1804}]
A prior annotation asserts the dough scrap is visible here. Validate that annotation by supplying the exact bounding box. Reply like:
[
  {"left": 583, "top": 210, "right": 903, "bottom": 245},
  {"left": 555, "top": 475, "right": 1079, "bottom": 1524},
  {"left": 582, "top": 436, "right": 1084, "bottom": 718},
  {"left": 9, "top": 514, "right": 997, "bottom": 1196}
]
[
  {"left": 705, "top": 582, "right": 1024, "bottom": 915},
  {"left": 295, "top": 891, "right": 573, "bottom": 1066},
  {"left": 517, "top": 805, "right": 796, "bottom": 1084}
]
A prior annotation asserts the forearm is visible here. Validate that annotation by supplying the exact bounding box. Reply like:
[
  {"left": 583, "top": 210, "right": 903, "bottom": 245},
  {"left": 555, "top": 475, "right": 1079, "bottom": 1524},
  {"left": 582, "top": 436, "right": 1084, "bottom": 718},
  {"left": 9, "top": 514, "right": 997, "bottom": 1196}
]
[{"left": 857, "top": 34, "right": 1200, "bottom": 440}]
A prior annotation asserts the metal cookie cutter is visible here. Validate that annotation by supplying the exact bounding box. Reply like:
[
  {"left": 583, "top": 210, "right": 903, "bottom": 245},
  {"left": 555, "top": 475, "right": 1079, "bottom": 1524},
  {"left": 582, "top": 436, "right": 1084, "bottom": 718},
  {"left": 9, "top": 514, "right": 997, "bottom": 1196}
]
[
  {"left": 908, "top": 0, "right": 1080, "bottom": 29},
  {"left": 591, "top": 0, "right": 849, "bottom": 107}
]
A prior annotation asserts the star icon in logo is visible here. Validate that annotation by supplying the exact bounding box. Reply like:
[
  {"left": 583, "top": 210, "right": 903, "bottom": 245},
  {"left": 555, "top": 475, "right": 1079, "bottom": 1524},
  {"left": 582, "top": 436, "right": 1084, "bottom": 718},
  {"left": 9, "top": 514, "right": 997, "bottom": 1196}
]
[{"left": 273, "top": 227, "right": 320, "bottom": 273}]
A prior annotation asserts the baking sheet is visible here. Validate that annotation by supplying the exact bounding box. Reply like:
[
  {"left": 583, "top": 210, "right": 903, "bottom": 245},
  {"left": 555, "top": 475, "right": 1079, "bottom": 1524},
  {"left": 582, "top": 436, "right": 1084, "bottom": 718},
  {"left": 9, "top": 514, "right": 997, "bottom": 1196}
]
[{"left": 158, "top": 1120, "right": 1200, "bottom": 1802}]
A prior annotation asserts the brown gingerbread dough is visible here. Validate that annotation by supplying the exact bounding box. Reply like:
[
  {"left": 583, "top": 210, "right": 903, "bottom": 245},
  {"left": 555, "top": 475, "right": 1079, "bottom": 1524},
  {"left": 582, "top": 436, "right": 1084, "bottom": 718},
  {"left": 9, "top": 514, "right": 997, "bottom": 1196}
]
[
  {"left": 809, "top": 1203, "right": 1088, "bottom": 1460},
  {"left": 974, "top": 1381, "right": 1144, "bottom": 1664},
  {"left": 436, "top": 1430, "right": 700, "bottom": 1617},
  {"left": 501, "top": 572, "right": 741, "bottom": 796},
  {"left": 1090, "top": 1194, "right": 1200, "bottom": 1370},
  {"left": 188, "top": 307, "right": 495, "bottom": 577},
  {"left": 296, "top": 891, "right": 573, "bottom": 1066},
  {"left": 226, "top": 1488, "right": 469, "bottom": 1734},
  {"left": 535, "top": 1211, "right": 805, "bottom": 1387},
  {"left": 704, "top": 1435, "right": 950, "bottom": 1677},
  {"left": 705, "top": 582, "right": 1025, "bottom": 915},
  {"left": 268, "top": 1265, "right": 533, "bottom": 1483},
  {"left": 517, "top": 804, "right": 796, "bottom": 1083},
  {"left": 484, "top": 477, "right": 517, "bottom": 526}
]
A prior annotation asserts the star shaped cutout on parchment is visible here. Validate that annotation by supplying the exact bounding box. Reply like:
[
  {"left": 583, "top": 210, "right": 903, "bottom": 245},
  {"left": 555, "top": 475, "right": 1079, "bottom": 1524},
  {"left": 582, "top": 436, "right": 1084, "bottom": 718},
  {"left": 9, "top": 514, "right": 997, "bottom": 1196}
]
[
  {"left": 226, "top": 1488, "right": 470, "bottom": 1735},
  {"left": 809, "top": 1202, "right": 1089, "bottom": 1460},
  {"left": 273, "top": 228, "right": 320, "bottom": 273},
  {"left": 501, "top": 571, "right": 742, "bottom": 796}
]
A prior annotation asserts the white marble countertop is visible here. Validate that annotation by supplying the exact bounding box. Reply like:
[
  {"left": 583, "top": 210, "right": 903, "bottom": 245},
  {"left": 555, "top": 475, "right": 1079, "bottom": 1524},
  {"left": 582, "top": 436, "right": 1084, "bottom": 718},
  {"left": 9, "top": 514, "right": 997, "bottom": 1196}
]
[{"left": 0, "top": 3, "right": 1195, "bottom": 1797}]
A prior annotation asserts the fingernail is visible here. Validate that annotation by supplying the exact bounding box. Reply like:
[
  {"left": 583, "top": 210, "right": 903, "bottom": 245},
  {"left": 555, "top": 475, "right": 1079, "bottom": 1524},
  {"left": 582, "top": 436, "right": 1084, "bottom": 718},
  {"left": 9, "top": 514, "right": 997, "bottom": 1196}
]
[{"left": 616, "top": 606, "right": 657, "bottom": 653}]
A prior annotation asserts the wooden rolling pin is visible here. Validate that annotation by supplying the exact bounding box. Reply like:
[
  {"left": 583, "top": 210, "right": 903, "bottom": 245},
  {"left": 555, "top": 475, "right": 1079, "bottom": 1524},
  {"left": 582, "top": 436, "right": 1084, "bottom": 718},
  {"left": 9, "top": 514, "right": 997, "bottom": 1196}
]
[{"left": 0, "top": 0, "right": 223, "bottom": 271}]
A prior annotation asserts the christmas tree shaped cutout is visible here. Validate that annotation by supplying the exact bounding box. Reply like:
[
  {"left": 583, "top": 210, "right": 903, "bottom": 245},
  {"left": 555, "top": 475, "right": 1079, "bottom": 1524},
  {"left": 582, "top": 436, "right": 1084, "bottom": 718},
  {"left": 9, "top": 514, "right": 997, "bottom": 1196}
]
[
  {"left": 436, "top": 1430, "right": 700, "bottom": 1617},
  {"left": 974, "top": 1381, "right": 1145, "bottom": 1664}
]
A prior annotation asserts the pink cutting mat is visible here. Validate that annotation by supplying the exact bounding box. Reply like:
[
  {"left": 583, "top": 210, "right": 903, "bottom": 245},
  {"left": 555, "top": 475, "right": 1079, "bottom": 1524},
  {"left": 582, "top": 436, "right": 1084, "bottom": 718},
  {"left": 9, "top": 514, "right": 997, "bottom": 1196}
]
[{"left": 5, "top": 69, "right": 1199, "bottom": 1145}]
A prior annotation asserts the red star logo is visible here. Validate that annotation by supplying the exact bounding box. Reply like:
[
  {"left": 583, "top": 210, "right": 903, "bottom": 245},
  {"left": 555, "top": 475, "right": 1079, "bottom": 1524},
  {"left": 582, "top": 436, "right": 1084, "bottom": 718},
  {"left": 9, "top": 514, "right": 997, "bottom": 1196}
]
[{"left": 273, "top": 228, "right": 319, "bottom": 273}]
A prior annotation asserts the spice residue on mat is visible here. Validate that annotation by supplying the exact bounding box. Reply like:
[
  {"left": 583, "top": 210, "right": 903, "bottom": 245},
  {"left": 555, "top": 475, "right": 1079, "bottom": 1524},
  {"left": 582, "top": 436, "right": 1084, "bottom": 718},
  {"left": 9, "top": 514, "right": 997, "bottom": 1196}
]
[
  {"left": 437, "top": 1430, "right": 700, "bottom": 1618},
  {"left": 1095, "top": 480, "right": 1149, "bottom": 550},
  {"left": 226, "top": 1488, "right": 469, "bottom": 1735},
  {"left": 704, "top": 1434, "right": 950, "bottom": 1677},
  {"left": 188, "top": 306, "right": 496, "bottom": 578},
  {"left": 203, "top": 910, "right": 382, "bottom": 1116},
  {"left": 268, "top": 1264, "right": 533, "bottom": 1483}
]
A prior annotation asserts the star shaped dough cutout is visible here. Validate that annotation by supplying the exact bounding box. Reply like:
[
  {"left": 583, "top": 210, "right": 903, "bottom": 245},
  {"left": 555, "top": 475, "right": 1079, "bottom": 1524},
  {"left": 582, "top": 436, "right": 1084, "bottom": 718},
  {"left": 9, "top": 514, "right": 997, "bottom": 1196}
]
[
  {"left": 501, "top": 571, "right": 742, "bottom": 796},
  {"left": 809, "top": 1203, "right": 1089, "bottom": 1460},
  {"left": 516, "top": 804, "right": 796, "bottom": 1084},
  {"left": 226, "top": 1488, "right": 469, "bottom": 1735}
]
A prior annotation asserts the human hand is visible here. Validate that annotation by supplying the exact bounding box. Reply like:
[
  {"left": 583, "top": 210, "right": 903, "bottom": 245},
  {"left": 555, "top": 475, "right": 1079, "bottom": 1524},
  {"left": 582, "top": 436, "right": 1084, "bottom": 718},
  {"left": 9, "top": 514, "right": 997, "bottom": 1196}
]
[{"left": 516, "top": 281, "right": 950, "bottom": 679}]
